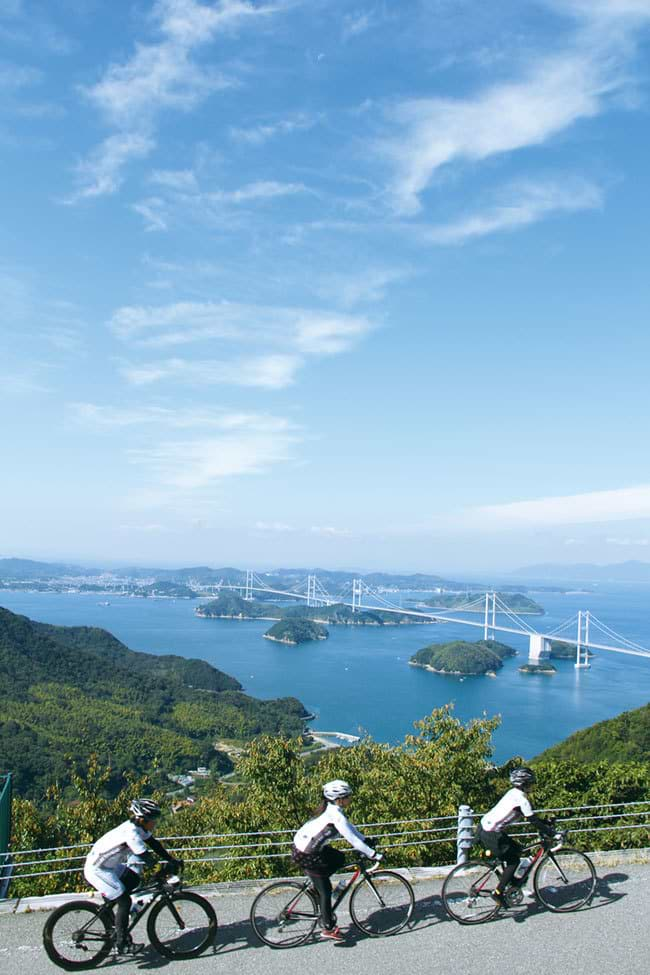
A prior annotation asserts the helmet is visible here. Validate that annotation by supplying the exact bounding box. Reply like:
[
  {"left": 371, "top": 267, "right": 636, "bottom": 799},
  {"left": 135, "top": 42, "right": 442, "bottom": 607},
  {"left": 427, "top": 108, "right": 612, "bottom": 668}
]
[
  {"left": 509, "top": 767, "right": 536, "bottom": 789},
  {"left": 130, "top": 798, "right": 162, "bottom": 820},
  {"left": 323, "top": 779, "right": 353, "bottom": 801}
]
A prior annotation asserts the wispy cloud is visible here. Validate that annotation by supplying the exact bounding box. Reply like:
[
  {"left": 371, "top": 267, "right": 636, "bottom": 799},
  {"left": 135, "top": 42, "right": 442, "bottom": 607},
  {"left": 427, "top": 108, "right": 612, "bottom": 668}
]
[
  {"left": 468, "top": 485, "right": 650, "bottom": 528},
  {"left": 230, "top": 112, "right": 317, "bottom": 145},
  {"left": 128, "top": 422, "right": 300, "bottom": 490},
  {"left": 423, "top": 177, "right": 604, "bottom": 245},
  {"left": 71, "top": 0, "right": 286, "bottom": 200},
  {"left": 383, "top": 47, "right": 617, "bottom": 215},
  {"left": 109, "top": 299, "right": 374, "bottom": 388},
  {"left": 255, "top": 520, "right": 297, "bottom": 533},
  {"left": 310, "top": 525, "right": 352, "bottom": 537},
  {"left": 71, "top": 402, "right": 295, "bottom": 433}
]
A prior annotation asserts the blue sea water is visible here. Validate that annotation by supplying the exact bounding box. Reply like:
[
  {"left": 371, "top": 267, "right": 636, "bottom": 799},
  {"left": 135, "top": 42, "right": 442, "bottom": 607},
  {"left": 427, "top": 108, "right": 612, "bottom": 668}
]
[{"left": 2, "top": 586, "right": 650, "bottom": 762}]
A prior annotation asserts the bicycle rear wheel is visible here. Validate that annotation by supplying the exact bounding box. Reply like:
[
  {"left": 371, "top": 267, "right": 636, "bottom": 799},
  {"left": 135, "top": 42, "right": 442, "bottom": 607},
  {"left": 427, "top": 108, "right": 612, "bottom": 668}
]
[
  {"left": 42, "top": 901, "right": 112, "bottom": 970},
  {"left": 250, "top": 881, "right": 319, "bottom": 948},
  {"left": 534, "top": 848, "right": 596, "bottom": 912},
  {"left": 147, "top": 891, "right": 217, "bottom": 958},
  {"left": 442, "top": 860, "right": 501, "bottom": 924},
  {"left": 349, "top": 870, "right": 414, "bottom": 936}
]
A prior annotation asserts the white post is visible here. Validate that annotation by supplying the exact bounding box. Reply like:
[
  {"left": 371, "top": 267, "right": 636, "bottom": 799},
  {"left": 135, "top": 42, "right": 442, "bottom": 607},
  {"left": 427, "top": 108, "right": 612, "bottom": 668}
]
[{"left": 457, "top": 805, "right": 475, "bottom": 864}]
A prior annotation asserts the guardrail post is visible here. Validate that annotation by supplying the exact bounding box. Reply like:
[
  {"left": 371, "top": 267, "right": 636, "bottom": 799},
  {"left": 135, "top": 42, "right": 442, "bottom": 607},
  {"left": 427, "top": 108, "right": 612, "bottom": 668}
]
[
  {"left": 0, "top": 774, "right": 13, "bottom": 899},
  {"left": 456, "top": 804, "right": 474, "bottom": 864}
]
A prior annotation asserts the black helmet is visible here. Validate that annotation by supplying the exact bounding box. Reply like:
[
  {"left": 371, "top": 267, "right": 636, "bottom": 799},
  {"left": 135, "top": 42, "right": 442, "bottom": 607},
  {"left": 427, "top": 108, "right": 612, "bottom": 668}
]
[
  {"left": 130, "top": 798, "right": 162, "bottom": 820},
  {"left": 509, "top": 767, "right": 536, "bottom": 789}
]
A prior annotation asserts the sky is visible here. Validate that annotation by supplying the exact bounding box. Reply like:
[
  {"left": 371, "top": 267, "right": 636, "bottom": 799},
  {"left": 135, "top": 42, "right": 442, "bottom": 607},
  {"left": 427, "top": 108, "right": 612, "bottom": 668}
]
[{"left": 2, "top": 0, "right": 650, "bottom": 574}]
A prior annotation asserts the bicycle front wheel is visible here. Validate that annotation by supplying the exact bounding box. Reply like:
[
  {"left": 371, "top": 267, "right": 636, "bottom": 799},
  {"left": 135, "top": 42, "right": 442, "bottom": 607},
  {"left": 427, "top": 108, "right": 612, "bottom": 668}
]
[
  {"left": 42, "top": 901, "right": 112, "bottom": 970},
  {"left": 349, "top": 870, "right": 414, "bottom": 936},
  {"left": 442, "top": 860, "right": 501, "bottom": 924},
  {"left": 534, "top": 848, "right": 597, "bottom": 912},
  {"left": 147, "top": 891, "right": 217, "bottom": 958},
  {"left": 250, "top": 881, "right": 319, "bottom": 948}
]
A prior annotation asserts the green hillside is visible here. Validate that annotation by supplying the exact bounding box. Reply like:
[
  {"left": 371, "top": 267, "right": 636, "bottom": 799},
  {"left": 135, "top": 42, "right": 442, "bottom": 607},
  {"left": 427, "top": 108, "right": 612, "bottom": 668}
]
[
  {"left": 264, "top": 619, "right": 329, "bottom": 644},
  {"left": 425, "top": 592, "right": 543, "bottom": 614},
  {"left": 535, "top": 701, "right": 650, "bottom": 763},
  {"left": 0, "top": 606, "right": 308, "bottom": 797},
  {"left": 410, "top": 639, "right": 517, "bottom": 675}
]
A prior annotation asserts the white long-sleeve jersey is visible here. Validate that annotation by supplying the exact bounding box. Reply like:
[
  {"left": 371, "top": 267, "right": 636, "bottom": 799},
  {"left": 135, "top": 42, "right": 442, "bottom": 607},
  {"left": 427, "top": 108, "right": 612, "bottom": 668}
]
[
  {"left": 293, "top": 803, "right": 375, "bottom": 858},
  {"left": 85, "top": 820, "right": 152, "bottom": 872},
  {"left": 480, "top": 788, "right": 534, "bottom": 833}
]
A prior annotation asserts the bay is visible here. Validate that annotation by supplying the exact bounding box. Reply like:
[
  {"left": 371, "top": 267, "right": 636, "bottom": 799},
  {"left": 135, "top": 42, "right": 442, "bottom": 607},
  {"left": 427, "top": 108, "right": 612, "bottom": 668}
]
[{"left": 2, "top": 585, "right": 650, "bottom": 762}]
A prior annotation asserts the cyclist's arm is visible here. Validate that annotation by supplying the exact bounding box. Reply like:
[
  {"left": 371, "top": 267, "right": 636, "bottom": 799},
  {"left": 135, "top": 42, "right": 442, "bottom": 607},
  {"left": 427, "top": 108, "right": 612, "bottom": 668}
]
[
  {"left": 145, "top": 834, "right": 179, "bottom": 865},
  {"left": 331, "top": 807, "right": 377, "bottom": 859}
]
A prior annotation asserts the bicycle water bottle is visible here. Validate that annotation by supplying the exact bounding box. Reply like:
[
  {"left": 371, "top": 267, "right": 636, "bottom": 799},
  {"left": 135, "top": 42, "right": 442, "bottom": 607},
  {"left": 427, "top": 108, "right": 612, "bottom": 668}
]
[
  {"left": 334, "top": 879, "right": 347, "bottom": 895},
  {"left": 131, "top": 891, "right": 155, "bottom": 914},
  {"left": 513, "top": 856, "right": 532, "bottom": 880}
]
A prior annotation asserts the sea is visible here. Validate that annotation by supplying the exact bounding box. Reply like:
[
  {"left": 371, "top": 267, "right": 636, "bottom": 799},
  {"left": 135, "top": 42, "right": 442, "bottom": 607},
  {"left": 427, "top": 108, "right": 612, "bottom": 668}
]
[{"left": 2, "top": 585, "right": 650, "bottom": 763}]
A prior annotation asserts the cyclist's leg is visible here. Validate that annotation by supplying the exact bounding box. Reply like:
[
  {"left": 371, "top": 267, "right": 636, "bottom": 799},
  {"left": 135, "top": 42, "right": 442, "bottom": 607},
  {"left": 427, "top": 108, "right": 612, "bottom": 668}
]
[
  {"left": 496, "top": 835, "right": 521, "bottom": 893},
  {"left": 306, "top": 870, "right": 335, "bottom": 929}
]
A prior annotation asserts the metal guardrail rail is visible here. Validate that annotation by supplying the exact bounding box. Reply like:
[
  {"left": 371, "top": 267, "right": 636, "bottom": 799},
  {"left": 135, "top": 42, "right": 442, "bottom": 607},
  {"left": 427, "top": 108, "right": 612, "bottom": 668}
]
[
  {"left": 4, "top": 799, "right": 650, "bottom": 895},
  {"left": 0, "top": 774, "right": 12, "bottom": 898}
]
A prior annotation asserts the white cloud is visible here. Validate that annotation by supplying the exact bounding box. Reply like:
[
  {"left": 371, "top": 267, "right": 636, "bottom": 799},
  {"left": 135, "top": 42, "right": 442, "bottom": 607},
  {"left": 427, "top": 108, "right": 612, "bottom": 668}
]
[
  {"left": 70, "top": 133, "right": 154, "bottom": 200},
  {"left": 229, "top": 112, "right": 316, "bottom": 145},
  {"left": 120, "top": 353, "right": 302, "bottom": 389},
  {"left": 310, "top": 525, "right": 352, "bottom": 537},
  {"left": 382, "top": 39, "right": 627, "bottom": 215},
  {"left": 72, "top": 0, "right": 285, "bottom": 199},
  {"left": 70, "top": 402, "right": 293, "bottom": 432},
  {"left": 129, "top": 426, "right": 299, "bottom": 490},
  {"left": 255, "top": 521, "right": 296, "bottom": 533},
  {"left": 132, "top": 197, "right": 168, "bottom": 232},
  {"left": 313, "top": 266, "right": 412, "bottom": 307},
  {"left": 468, "top": 485, "right": 650, "bottom": 528},
  {"left": 606, "top": 536, "right": 650, "bottom": 546},
  {"left": 423, "top": 177, "right": 604, "bottom": 244}
]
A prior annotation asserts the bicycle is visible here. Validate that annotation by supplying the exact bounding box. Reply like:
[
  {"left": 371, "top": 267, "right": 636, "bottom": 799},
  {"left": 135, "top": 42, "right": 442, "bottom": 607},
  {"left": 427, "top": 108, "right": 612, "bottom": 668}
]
[
  {"left": 250, "top": 854, "right": 415, "bottom": 947},
  {"left": 42, "top": 864, "right": 217, "bottom": 969},
  {"left": 442, "top": 829, "right": 597, "bottom": 924}
]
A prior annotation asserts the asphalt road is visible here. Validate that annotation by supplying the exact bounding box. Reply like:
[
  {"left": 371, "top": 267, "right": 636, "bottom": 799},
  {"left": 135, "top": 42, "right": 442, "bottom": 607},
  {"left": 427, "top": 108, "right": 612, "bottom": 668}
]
[{"left": 0, "top": 861, "right": 646, "bottom": 975}]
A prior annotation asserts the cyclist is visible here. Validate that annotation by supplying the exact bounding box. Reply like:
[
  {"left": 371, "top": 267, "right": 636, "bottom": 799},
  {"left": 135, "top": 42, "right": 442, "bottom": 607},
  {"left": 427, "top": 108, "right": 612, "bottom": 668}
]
[
  {"left": 292, "top": 779, "right": 381, "bottom": 943},
  {"left": 83, "top": 798, "right": 181, "bottom": 956},
  {"left": 478, "top": 767, "right": 554, "bottom": 908}
]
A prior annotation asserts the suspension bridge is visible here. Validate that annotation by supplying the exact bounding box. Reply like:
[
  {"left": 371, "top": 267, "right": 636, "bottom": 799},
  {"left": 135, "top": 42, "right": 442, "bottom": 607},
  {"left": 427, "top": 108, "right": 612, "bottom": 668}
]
[{"left": 200, "top": 571, "right": 650, "bottom": 668}]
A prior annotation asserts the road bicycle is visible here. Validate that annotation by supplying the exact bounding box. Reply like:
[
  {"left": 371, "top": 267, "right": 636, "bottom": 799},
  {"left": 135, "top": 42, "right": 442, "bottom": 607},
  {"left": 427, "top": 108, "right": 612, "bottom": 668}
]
[
  {"left": 250, "top": 854, "right": 415, "bottom": 947},
  {"left": 442, "top": 829, "right": 597, "bottom": 924},
  {"left": 42, "top": 864, "right": 217, "bottom": 969}
]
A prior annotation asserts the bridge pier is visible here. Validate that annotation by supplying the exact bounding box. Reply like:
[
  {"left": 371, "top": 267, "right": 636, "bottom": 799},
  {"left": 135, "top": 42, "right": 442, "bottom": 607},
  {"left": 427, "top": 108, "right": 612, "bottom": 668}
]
[{"left": 528, "top": 634, "right": 552, "bottom": 662}]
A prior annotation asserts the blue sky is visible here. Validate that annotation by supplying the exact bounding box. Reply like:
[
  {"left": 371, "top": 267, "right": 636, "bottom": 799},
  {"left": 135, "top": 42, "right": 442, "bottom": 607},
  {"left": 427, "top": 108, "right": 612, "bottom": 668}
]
[{"left": 2, "top": 0, "right": 650, "bottom": 573}]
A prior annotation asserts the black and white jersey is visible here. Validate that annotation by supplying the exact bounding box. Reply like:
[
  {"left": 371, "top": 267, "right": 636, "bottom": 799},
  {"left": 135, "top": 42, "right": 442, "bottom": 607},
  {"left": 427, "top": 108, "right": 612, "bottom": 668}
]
[
  {"left": 293, "top": 803, "right": 375, "bottom": 858},
  {"left": 86, "top": 820, "right": 151, "bottom": 872},
  {"left": 480, "top": 788, "right": 534, "bottom": 833}
]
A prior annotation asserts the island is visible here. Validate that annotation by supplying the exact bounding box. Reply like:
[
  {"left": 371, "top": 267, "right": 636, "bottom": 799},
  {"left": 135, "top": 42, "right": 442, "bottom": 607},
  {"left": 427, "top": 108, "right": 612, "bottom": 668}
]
[
  {"left": 264, "top": 619, "right": 329, "bottom": 645},
  {"left": 197, "top": 595, "right": 432, "bottom": 626},
  {"left": 424, "top": 592, "right": 544, "bottom": 615},
  {"left": 409, "top": 638, "right": 517, "bottom": 676},
  {"left": 548, "top": 640, "right": 594, "bottom": 660},
  {"left": 518, "top": 661, "right": 557, "bottom": 674}
]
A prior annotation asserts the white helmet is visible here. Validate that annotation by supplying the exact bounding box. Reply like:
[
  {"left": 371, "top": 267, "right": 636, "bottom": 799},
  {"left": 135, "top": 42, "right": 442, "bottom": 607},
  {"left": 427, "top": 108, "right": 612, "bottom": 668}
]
[{"left": 323, "top": 779, "right": 353, "bottom": 801}]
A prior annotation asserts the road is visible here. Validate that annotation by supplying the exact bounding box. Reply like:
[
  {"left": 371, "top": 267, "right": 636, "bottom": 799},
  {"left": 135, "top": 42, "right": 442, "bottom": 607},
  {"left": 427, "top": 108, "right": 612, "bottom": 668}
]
[{"left": 0, "top": 859, "right": 647, "bottom": 975}]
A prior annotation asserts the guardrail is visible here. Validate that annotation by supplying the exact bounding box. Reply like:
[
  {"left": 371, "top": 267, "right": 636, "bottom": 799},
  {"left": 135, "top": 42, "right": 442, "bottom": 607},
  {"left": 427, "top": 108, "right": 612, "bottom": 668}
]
[
  {"left": 5, "top": 800, "right": 650, "bottom": 898},
  {"left": 0, "top": 774, "right": 12, "bottom": 898}
]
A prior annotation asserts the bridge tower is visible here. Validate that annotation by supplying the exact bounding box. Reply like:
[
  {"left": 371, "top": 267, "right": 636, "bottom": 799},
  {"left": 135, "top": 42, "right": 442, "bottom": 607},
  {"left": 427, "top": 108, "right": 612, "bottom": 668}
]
[
  {"left": 575, "top": 610, "right": 591, "bottom": 669},
  {"left": 352, "top": 578, "right": 363, "bottom": 613},
  {"left": 307, "top": 574, "right": 316, "bottom": 607},
  {"left": 483, "top": 592, "right": 497, "bottom": 640},
  {"left": 244, "top": 569, "right": 253, "bottom": 601}
]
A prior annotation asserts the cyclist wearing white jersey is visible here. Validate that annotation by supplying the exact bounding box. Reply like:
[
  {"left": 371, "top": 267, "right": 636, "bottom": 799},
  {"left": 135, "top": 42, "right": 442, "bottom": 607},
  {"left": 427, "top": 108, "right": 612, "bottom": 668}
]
[
  {"left": 292, "top": 780, "right": 381, "bottom": 942},
  {"left": 83, "top": 798, "right": 180, "bottom": 956},
  {"left": 478, "top": 767, "right": 554, "bottom": 907}
]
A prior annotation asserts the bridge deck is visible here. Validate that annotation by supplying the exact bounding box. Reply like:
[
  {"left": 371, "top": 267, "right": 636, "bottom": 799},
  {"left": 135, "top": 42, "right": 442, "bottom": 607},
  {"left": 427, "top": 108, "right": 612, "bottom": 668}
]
[{"left": 0, "top": 857, "right": 646, "bottom": 974}]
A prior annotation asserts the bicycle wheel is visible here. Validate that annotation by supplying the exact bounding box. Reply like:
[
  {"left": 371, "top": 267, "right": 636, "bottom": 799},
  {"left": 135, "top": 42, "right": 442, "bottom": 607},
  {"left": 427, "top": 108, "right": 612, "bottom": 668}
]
[
  {"left": 147, "top": 891, "right": 217, "bottom": 958},
  {"left": 349, "top": 870, "right": 414, "bottom": 936},
  {"left": 534, "top": 848, "right": 597, "bottom": 912},
  {"left": 42, "top": 901, "right": 112, "bottom": 970},
  {"left": 250, "top": 881, "right": 319, "bottom": 948},
  {"left": 442, "top": 860, "right": 501, "bottom": 924}
]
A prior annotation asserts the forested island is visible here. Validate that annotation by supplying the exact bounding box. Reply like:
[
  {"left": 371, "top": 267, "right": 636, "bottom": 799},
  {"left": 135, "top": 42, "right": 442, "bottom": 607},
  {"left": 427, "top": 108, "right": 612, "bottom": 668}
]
[
  {"left": 264, "top": 619, "right": 329, "bottom": 644},
  {"left": 410, "top": 639, "right": 517, "bottom": 676},
  {"left": 0, "top": 606, "right": 308, "bottom": 798},
  {"left": 197, "top": 593, "right": 428, "bottom": 626},
  {"left": 424, "top": 592, "right": 544, "bottom": 615}
]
